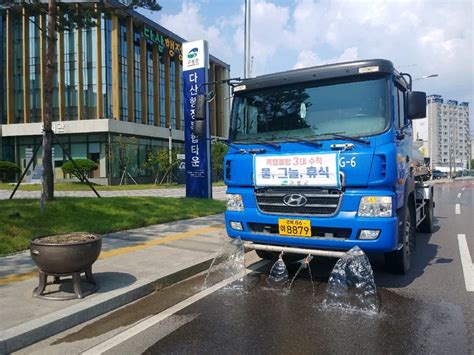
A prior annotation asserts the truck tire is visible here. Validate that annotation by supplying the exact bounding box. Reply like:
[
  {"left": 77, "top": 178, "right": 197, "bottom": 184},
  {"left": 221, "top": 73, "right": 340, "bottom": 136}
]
[
  {"left": 417, "top": 199, "right": 434, "bottom": 233},
  {"left": 385, "top": 203, "right": 415, "bottom": 274}
]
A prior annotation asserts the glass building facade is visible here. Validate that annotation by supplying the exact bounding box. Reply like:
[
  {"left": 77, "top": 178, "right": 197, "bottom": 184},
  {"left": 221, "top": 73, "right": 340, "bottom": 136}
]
[{"left": 0, "top": 2, "right": 230, "bottom": 184}]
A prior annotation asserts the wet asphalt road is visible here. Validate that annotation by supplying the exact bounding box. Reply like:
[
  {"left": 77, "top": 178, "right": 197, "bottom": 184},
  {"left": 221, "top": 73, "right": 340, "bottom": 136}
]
[{"left": 16, "top": 180, "right": 474, "bottom": 354}]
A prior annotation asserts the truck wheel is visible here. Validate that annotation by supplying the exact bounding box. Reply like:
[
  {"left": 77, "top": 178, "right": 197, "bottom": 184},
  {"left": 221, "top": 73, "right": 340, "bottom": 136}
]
[
  {"left": 255, "top": 249, "right": 280, "bottom": 260},
  {"left": 417, "top": 199, "right": 434, "bottom": 233},
  {"left": 385, "top": 204, "right": 415, "bottom": 274}
]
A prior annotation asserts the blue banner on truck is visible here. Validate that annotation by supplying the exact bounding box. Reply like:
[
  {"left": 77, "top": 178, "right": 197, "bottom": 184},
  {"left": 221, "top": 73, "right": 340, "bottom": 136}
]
[{"left": 182, "top": 40, "right": 212, "bottom": 198}]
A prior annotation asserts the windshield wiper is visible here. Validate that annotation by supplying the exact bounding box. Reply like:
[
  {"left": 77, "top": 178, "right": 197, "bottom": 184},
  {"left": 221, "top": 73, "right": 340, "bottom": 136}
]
[
  {"left": 331, "top": 133, "right": 370, "bottom": 145},
  {"left": 313, "top": 132, "right": 370, "bottom": 145},
  {"left": 286, "top": 137, "right": 322, "bottom": 147},
  {"left": 236, "top": 139, "right": 281, "bottom": 148},
  {"left": 254, "top": 139, "right": 281, "bottom": 148}
]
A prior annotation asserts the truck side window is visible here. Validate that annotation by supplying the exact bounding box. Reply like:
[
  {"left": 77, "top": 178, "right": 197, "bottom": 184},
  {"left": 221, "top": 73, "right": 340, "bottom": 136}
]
[
  {"left": 394, "top": 87, "right": 400, "bottom": 129},
  {"left": 398, "top": 87, "right": 406, "bottom": 127},
  {"left": 394, "top": 86, "right": 406, "bottom": 129}
]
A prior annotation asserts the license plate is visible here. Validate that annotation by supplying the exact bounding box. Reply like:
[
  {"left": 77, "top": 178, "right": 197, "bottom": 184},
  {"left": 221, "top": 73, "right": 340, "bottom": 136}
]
[{"left": 278, "top": 218, "right": 311, "bottom": 237}]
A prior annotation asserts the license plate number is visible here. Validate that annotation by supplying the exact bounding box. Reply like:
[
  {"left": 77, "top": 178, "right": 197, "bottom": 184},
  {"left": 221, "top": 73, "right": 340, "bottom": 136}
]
[{"left": 278, "top": 219, "right": 311, "bottom": 237}]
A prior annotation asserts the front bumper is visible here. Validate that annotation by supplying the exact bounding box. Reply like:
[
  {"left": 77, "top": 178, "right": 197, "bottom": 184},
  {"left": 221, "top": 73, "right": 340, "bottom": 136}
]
[{"left": 225, "top": 187, "right": 399, "bottom": 253}]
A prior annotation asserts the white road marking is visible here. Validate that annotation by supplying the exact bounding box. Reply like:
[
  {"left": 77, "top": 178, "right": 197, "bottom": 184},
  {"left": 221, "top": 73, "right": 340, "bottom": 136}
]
[
  {"left": 457, "top": 193, "right": 462, "bottom": 198},
  {"left": 82, "top": 260, "right": 270, "bottom": 355},
  {"left": 457, "top": 234, "right": 474, "bottom": 292},
  {"left": 455, "top": 204, "right": 461, "bottom": 215},
  {"left": 461, "top": 187, "right": 466, "bottom": 191}
]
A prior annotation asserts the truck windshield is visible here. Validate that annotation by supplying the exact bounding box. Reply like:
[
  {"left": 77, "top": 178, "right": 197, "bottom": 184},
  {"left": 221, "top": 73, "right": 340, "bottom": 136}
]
[{"left": 230, "top": 76, "right": 389, "bottom": 142}]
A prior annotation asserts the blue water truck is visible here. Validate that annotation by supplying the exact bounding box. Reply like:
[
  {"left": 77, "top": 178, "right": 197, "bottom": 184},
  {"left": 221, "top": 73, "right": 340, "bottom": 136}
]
[{"left": 198, "top": 59, "right": 434, "bottom": 274}]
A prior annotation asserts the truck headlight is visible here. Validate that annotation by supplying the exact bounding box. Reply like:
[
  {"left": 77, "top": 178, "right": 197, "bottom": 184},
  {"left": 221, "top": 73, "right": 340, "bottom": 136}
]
[
  {"left": 358, "top": 196, "right": 392, "bottom": 217},
  {"left": 226, "top": 194, "right": 244, "bottom": 212}
]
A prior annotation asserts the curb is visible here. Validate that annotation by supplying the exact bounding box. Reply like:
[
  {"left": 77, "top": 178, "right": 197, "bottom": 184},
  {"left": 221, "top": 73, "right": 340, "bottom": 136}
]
[{"left": 0, "top": 256, "right": 215, "bottom": 354}]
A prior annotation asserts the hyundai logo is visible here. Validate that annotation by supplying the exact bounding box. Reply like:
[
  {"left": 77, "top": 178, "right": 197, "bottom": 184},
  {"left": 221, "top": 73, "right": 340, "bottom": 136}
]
[{"left": 283, "top": 193, "right": 308, "bottom": 207}]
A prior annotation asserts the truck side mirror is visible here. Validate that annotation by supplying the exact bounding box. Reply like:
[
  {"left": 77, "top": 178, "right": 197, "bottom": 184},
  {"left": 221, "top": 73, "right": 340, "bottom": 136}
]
[
  {"left": 407, "top": 91, "right": 426, "bottom": 120},
  {"left": 193, "top": 94, "right": 207, "bottom": 137}
]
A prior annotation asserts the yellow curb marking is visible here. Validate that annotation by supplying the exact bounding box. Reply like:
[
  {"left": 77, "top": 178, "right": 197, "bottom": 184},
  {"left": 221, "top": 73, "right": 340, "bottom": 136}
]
[
  {"left": 0, "top": 224, "right": 225, "bottom": 286},
  {"left": 99, "top": 224, "right": 225, "bottom": 259},
  {"left": 0, "top": 271, "right": 38, "bottom": 286}
]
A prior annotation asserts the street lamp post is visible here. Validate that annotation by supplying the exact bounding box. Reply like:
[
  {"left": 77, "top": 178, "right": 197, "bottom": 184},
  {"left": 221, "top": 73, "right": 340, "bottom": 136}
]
[
  {"left": 413, "top": 74, "right": 439, "bottom": 81},
  {"left": 244, "top": 0, "right": 251, "bottom": 78},
  {"left": 411, "top": 74, "right": 439, "bottom": 172}
]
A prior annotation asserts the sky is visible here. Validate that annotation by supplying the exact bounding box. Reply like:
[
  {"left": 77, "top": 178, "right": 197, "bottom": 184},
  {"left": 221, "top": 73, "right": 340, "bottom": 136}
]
[{"left": 138, "top": 0, "right": 473, "bottom": 130}]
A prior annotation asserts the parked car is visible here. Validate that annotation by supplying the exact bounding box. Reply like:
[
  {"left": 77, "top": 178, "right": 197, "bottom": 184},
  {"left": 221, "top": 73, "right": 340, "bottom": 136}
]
[
  {"left": 432, "top": 170, "right": 447, "bottom": 179},
  {"left": 454, "top": 170, "right": 473, "bottom": 178}
]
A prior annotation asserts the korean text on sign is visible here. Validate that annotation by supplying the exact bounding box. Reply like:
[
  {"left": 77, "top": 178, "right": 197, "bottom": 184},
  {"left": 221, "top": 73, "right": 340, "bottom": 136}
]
[{"left": 254, "top": 153, "right": 340, "bottom": 188}]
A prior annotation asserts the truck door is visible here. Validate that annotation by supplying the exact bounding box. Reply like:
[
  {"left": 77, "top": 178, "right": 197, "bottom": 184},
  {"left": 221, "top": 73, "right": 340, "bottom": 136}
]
[{"left": 395, "top": 85, "right": 411, "bottom": 209}]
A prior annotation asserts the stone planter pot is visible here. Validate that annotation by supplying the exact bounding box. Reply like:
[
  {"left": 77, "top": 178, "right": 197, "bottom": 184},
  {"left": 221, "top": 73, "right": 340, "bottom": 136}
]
[{"left": 29, "top": 233, "right": 102, "bottom": 300}]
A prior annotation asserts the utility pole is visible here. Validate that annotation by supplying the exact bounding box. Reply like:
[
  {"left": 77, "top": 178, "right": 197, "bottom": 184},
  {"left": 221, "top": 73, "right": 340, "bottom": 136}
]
[
  {"left": 244, "top": 0, "right": 251, "bottom": 78},
  {"left": 42, "top": 0, "right": 56, "bottom": 201}
]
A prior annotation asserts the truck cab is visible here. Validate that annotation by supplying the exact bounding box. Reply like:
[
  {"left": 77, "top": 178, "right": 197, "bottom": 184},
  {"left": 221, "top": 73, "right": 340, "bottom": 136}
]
[{"left": 221, "top": 59, "right": 431, "bottom": 274}]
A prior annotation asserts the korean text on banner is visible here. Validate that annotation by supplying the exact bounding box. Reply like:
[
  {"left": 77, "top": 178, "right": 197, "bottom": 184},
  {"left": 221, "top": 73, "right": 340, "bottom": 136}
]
[{"left": 254, "top": 153, "right": 340, "bottom": 188}]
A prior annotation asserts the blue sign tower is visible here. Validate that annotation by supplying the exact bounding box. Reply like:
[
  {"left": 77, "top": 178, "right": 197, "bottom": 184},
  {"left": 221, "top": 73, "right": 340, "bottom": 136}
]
[{"left": 182, "top": 40, "right": 212, "bottom": 198}]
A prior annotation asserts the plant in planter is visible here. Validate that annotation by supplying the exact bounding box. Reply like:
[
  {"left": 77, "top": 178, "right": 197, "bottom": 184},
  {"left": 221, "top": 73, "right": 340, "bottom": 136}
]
[
  {"left": 0, "top": 160, "right": 20, "bottom": 182},
  {"left": 29, "top": 233, "right": 102, "bottom": 300}
]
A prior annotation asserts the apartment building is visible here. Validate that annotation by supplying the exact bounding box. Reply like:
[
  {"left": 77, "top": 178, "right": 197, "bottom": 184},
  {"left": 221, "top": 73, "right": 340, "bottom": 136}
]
[{"left": 413, "top": 95, "right": 470, "bottom": 172}]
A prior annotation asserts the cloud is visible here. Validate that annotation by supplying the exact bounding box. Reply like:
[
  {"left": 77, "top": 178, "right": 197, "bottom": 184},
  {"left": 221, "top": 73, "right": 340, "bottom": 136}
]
[
  {"left": 143, "top": 0, "right": 472, "bottom": 118},
  {"left": 231, "top": 0, "right": 292, "bottom": 75},
  {"left": 287, "top": 0, "right": 473, "bottom": 110},
  {"left": 151, "top": 1, "right": 234, "bottom": 60},
  {"left": 293, "top": 47, "right": 359, "bottom": 69}
]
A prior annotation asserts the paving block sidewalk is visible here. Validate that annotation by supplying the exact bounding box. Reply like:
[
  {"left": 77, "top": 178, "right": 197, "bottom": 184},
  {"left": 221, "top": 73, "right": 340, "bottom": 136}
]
[{"left": 0, "top": 214, "right": 227, "bottom": 354}]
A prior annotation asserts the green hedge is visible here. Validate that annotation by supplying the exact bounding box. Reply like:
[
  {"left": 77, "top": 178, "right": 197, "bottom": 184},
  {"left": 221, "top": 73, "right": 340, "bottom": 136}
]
[
  {"left": 0, "top": 161, "right": 20, "bottom": 182},
  {"left": 62, "top": 159, "right": 98, "bottom": 182}
]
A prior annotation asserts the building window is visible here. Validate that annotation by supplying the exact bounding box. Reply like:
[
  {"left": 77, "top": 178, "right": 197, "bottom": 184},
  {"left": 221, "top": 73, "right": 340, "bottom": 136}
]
[
  {"left": 169, "top": 58, "right": 176, "bottom": 129},
  {"left": 13, "top": 17, "right": 23, "bottom": 123},
  {"left": 159, "top": 54, "right": 165, "bottom": 127},
  {"left": 133, "top": 30, "right": 141, "bottom": 123},
  {"left": 101, "top": 14, "right": 112, "bottom": 118},
  {"left": 82, "top": 21, "right": 98, "bottom": 120},
  {"left": 0, "top": 14, "right": 5, "bottom": 124},
  {"left": 119, "top": 23, "right": 128, "bottom": 121},
  {"left": 29, "top": 16, "right": 41, "bottom": 122},
  {"left": 64, "top": 17, "right": 78, "bottom": 120},
  {"left": 179, "top": 63, "right": 184, "bottom": 129},
  {"left": 146, "top": 42, "right": 154, "bottom": 125}
]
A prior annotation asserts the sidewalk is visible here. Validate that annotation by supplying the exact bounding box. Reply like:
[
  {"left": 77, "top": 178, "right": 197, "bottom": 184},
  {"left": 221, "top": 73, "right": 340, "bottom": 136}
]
[
  {"left": 0, "top": 186, "right": 227, "bottom": 200},
  {"left": 0, "top": 214, "right": 228, "bottom": 354}
]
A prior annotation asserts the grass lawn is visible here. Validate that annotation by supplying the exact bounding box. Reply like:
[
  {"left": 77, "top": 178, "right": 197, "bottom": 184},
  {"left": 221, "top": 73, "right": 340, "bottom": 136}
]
[
  {"left": 0, "top": 197, "right": 225, "bottom": 256},
  {"left": 0, "top": 181, "right": 225, "bottom": 191}
]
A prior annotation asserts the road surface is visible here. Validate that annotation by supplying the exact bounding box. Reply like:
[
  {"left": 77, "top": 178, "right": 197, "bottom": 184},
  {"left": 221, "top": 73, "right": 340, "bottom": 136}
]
[{"left": 15, "top": 180, "right": 474, "bottom": 354}]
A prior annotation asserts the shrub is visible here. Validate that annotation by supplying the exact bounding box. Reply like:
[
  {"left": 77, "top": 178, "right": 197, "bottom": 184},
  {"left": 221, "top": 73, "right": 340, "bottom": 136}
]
[
  {"left": 62, "top": 159, "right": 98, "bottom": 182},
  {"left": 0, "top": 160, "right": 20, "bottom": 182},
  {"left": 211, "top": 141, "right": 228, "bottom": 181}
]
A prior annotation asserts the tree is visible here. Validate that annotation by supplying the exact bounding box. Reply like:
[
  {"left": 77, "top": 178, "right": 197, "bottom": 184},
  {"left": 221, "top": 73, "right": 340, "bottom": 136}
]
[
  {"left": 2, "top": 0, "right": 161, "bottom": 201},
  {"left": 143, "top": 149, "right": 161, "bottom": 184},
  {"left": 62, "top": 159, "right": 98, "bottom": 183},
  {"left": 143, "top": 147, "right": 181, "bottom": 184},
  {"left": 113, "top": 135, "right": 138, "bottom": 184},
  {"left": 0, "top": 161, "right": 21, "bottom": 182},
  {"left": 211, "top": 141, "right": 228, "bottom": 181}
]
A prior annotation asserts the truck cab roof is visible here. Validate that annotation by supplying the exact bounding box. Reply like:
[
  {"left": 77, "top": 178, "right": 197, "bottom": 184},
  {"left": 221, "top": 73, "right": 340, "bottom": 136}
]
[{"left": 236, "top": 59, "right": 409, "bottom": 92}]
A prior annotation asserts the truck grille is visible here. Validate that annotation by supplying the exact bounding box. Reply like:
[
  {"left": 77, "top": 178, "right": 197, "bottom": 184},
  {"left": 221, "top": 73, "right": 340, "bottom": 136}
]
[{"left": 255, "top": 188, "right": 342, "bottom": 216}]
